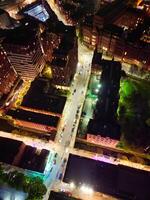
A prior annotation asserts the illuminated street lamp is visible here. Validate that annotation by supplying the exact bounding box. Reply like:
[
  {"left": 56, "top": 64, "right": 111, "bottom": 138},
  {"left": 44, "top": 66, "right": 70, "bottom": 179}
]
[
  {"left": 80, "top": 184, "right": 94, "bottom": 194},
  {"left": 70, "top": 182, "right": 75, "bottom": 189},
  {"left": 95, "top": 89, "right": 99, "bottom": 93},
  {"left": 97, "top": 84, "right": 101, "bottom": 88},
  {"left": 77, "top": 62, "right": 81, "bottom": 67}
]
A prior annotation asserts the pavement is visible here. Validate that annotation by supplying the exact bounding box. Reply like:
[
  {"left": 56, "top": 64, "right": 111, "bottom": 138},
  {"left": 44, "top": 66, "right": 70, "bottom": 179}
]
[
  {"left": 1, "top": 3, "right": 150, "bottom": 200},
  {"left": 44, "top": 40, "right": 94, "bottom": 199},
  {"left": 0, "top": 41, "right": 93, "bottom": 200},
  {"left": 52, "top": 181, "right": 117, "bottom": 200},
  {"left": 1, "top": 40, "right": 150, "bottom": 200}
]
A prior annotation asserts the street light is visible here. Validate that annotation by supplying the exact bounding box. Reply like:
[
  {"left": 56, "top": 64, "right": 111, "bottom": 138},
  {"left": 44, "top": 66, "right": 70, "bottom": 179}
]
[
  {"left": 97, "top": 84, "right": 101, "bottom": 88},
  {"left": 95, "top": 89, "right": 99, "bottom": 93},
  {"left": 88, "top": 187, "right": 94, "bottom": 194},
  {"left": 65, "top": 147, "right": 69, "bottom": 153},
  {"left": 80, "top": 184, "right": 94, "bottom": 194},
  {"left": 70, "top": 182, "right": 75, "bottom": 189},
  {"left": 77, "top": 62, "right": 81, "bottom": 67},
  {"left": 95, "top": 98, "right": 98, "bottom": 102}
]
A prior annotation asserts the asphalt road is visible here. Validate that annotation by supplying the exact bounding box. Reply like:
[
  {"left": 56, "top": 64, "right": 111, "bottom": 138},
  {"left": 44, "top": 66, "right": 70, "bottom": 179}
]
[{"left": 43, "top": 41, "right": 93, "bottom": 199}]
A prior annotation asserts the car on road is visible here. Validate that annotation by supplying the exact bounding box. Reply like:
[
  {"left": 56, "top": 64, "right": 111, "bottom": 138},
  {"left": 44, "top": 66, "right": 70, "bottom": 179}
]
[
  {"left": 58, "top": 173, "right": 63, "bottom": 180},
  {"left": 144, "top": 146, "right": 150, "bottom": 153},
  {"left": 59, "top": 139, "right": 62, "bottom": 143},
  {"left": 53, "top": 159, "right": 56, "bottom": 165},
  {"left": 54, "top": 153, "right": 58, "bottom": 158},
  {"left": 63, "top": 158, "right": 67, "bottom": 164},
  {"left": 50, "top": 167, "right": 53, "bottom": 172}
]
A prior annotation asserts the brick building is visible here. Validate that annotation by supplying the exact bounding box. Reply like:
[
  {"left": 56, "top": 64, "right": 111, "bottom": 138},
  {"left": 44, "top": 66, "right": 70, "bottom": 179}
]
[
  {"left": 2, "top": 25, "right": 45, "bottom": 80},
  {"left": 0, "top": 48, "right": 18, "bottom": 98},
  {"left": 82, "top": 2, "right": 150, "bottom": 70},
  {"left": 50, "top": 34, "right": 78, "bottom": 86},
  {"left": 40, "top": 31, "right": 61, "bottom": 62}
]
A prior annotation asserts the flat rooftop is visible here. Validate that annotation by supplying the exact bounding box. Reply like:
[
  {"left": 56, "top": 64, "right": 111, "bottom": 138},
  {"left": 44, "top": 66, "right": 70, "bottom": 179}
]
[
  {"left": 49, "top": 191, "right": 79, "bottom": 200},
  {"left": 0, "top": 137, "right": 22, "bottom": 164},
  {"left": 2, "top": 23, "right": 38, "bottom": 45},
  {"left": 64, "top": 154, "right": 150, "bottom": 200},
  {"left": 51, "top": 58, "right": 67, "bottom": 68},
  {"left": 22, "top": 78, "right": 66, "bottom": 114},
  {"left": 0, "top": 118, "right": 14, "bottom": 132},
  {"left": 87, "top": 119, "right": 120, "bottom": 140},
  {"left": 96, "top": 0, "right": 126, "bottom": 17},
  {"left": 19, "top": 146, "right": 49, "bottom": 173},
  {"left": 113, "top": 8, "right": 145, "bottom": 30},
  {"left": 0, "top": 136, "right": 49, "bottom": 173},
  {"left": 7, "top": 109, "right": 59, "bottom": 127}
]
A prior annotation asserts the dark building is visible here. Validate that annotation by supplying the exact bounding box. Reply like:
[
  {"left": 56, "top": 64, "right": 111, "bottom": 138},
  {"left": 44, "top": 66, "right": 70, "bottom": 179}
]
[
  {"left": 64, "top": 154, "right": 150, "bottom": 200},
  {"left": 49, "top": 191, "right": 79, "bottom": 200},
  {"left": 50, "top": 34, "right": 78, "bottom": 86},
  {"left": 87, "top": 60, "right": 121, "bottom": 140},
  {"left": 0, "top": 48, "right": 18, "bottom": 97},
  {"left": 0, "top": 9, "right": 19, "bottom": 29},
  {"left": 21, "top": 77, "right": 66, "bottom": 116},
  {"left": 6, "top": 108, "right": 60, "bottom": 134},
  {"left": 1, "top": 24, "right": 45, "bottom": 80},
  {"left": 41, "top": 31, "right": 61, "bottom": 62},
  {"left": 82, "top": 4, "right": 150, "bottom": 70},
  {"left": 91, "top": 48, "right": 102, "bottom": 72},
  {"left": 0, "top": 136, "right": 50, "bottom": 173},
  {"left": 93, "top": 0, "right": 126, "bottom": 28},
  {"left": 0, "top": 47, "right": 21, "bottom": 109}
]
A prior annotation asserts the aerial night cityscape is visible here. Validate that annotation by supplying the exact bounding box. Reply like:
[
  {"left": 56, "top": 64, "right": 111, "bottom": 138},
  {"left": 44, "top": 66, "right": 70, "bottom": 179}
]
[{"left": 0, "top": 0, "right": 149, "bottom": 199}]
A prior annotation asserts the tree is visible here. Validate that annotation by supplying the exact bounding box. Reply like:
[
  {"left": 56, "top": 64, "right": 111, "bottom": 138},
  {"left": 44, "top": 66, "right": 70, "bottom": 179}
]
[
  {"left": 0, "top": 169, "right": 47, "bottom": 199},
  {"left": 42, "top": 64, "right": 52, "bottom": 79},
  {"left": 118, "top": 78, "right": 150, "bottom": 149},
  {"left": 146, "top": 118, "right": 150, "bottom": 127},
  {"left": 27, "top": 177, "right": 47, "bottom": 199},
  {"left": 0, "top": 164, "right": 3, "bottom": 176}
]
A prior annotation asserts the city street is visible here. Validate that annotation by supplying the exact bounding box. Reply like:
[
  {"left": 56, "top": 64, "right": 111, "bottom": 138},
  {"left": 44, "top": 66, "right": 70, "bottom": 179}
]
[
  {"left": 1, "top": 39, "right": 150, "bottom": 200},
  {"left": 0, "top": 41, "right": 94, "bottom": 200},
  {"left": 52, "top": 181, "right": 117, "bottom": 200},
  {"left": 44, "top": 41, "right": 94, "bottom": 199}
]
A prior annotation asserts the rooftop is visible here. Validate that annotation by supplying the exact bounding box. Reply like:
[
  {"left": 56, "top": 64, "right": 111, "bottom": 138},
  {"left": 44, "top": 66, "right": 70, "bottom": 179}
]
[
  {"left": 22, "top": 78, "right": 66, "bottom": 114},
  {"left": 19, "top": 146, "right": 49, "bottom": 173},
  {"left": 7, "top": 109, "right": 59, "bottom": 127},
  {"left": 51, "top": 58, "right": 67, "bottom": 68},
  {"left": 0, "top": 136, "right": 22, "bottom": 164},
  {"left": 64, "top": 154, "right": 150, "bottom": 199},
  {"left": 96, "top": 0, "right": 126, "bottom": 17},
  {"left": 1, "top": 19, "right": 39, "bottom": 45},
  {"left": 21, "top": 0, "right": 51, "bottom": 23}
]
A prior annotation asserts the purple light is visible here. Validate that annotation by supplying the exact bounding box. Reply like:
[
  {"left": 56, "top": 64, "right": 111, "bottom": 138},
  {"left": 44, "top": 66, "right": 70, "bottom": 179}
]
[{"left": 93, "top": 155, "right": 116, "bottom": 165}]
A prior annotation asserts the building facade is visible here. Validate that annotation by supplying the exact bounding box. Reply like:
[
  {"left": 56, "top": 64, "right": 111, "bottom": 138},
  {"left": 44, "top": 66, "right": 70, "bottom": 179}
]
[
  {"left": 82, "top": 4, "right": 150, "bottom": 70},
  {"left": 2, "top": 29, "right": 45, "bottom": 80},
  {"left": 0, "top": 48, "right": 18, "bottom": 98},
  {"left": 50, "top": 35, "right": 78, "bottom": 86}
]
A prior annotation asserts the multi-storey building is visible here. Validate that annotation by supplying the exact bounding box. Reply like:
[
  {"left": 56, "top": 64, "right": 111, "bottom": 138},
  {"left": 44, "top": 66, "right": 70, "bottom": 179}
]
[
  {"left": 82, "top": 2, "right": 150, "bottom": 70},
  {"left": 50, "top": 35, "right": 78, "bottom": 86},
  {"left": 1, "top": 26, "right": 45, "bottom": 80},
  {"left": 0, "top": 9, "right": 17, "bottom": 29},
  {"left": 0, "top": 48, "right": 18, "bottom": 99},
  {"left": 40, "top": 31, "right": 61, "bottom": 62},
  {"left": 93, "top": 0, "right": 126, "bottom": 29}
]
